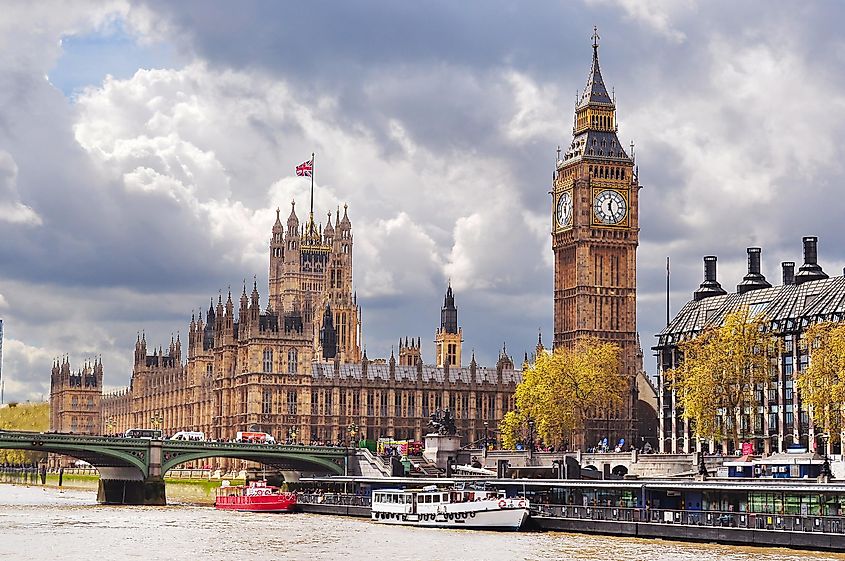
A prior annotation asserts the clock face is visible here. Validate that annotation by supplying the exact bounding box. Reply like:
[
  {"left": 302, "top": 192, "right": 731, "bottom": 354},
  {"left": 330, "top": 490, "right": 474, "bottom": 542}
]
[
  {"left": 556, "top": 191, "right": 573, "bottom": 228},
  {"left": 593, "top": 189, "right": 627, "bottom": 225}
]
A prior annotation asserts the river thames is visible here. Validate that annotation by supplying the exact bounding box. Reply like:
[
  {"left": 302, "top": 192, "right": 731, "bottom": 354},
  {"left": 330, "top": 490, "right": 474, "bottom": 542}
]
[{"left": 1, "top": 484, "right": 843, "bottom": 561}]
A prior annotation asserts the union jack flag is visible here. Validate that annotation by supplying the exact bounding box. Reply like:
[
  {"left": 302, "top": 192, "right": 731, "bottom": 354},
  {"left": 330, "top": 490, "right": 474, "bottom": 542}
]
[{"left": 296, "top": 157, "right": 313, "bottom": 177}]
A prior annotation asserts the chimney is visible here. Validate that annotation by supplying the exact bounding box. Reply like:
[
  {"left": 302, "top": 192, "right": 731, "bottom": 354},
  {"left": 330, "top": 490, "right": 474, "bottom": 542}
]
[
  {"left": 795, "top": 236, "right": 829, "bottom": 285},
  {"left": 782, "top": 262, "right": 795, "bottom": 286},
  {"left": 694, "top": 256, "right": 728, "bottom": 301},
  {"left": 737, "top": 247, "right": 772, "bottom": 294}
]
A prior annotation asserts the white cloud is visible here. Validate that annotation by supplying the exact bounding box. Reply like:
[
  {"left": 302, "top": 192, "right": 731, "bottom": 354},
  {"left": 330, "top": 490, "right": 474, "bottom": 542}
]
[
  {"left": 72, "top": 63, "right": 549, "bottom": 304},
  {"left": 0, "top": 151, "right": 42, "bottom": 226}
]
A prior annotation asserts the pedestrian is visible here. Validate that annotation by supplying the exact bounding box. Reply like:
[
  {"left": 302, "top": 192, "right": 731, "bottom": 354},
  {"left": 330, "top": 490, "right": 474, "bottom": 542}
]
[{"left": 58, "top": 466, "right": 64, "bottom": 487}]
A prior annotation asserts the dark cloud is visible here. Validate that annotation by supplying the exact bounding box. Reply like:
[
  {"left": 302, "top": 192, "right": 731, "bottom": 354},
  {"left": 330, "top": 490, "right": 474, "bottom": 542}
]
[{"left": 2, "top": 1, "right": 845, "bottom": 401}]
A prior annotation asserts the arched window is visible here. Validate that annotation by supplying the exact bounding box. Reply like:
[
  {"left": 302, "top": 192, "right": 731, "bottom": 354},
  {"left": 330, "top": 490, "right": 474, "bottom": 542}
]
[
  {"left": 262, "top": 348, "right": 273, "bottom": 373},
  {"left": 288, "top": 349, "right": 298, "bottom": 374}
]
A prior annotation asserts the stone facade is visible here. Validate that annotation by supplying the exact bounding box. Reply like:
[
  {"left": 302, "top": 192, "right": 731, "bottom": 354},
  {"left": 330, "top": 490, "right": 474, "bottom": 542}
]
[
  {"left": 49, "top": 357, "right": 102, "bottom": 435},
  {"left": 59, "top": 200, "right": 522, "bottom": 447}
]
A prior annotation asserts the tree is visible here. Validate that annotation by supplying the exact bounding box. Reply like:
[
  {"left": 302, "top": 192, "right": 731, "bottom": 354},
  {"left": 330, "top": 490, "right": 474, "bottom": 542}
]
[
  {"left": 666, "top": 307, "right": 772, "bottom": 448},
  {"left": 499, "top": 337, "right": 624, "bottom": 450},
  {"left": 796, "top": 322, "right": 845, "bottom": 442}
]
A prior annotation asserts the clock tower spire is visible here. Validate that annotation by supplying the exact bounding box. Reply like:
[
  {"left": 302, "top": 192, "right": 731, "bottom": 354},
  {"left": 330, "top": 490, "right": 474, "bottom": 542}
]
[{"left": 551, "top": 30, "right": 639, "bottom": 448}]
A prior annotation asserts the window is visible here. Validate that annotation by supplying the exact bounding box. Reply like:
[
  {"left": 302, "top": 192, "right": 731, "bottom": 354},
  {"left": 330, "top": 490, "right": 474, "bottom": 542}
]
[
  {"left": 408, "top": 393, "right": 415, "bottom": 417},
  {"left": 263, "top": 348, "right": 273, "bottom": 373},
  {"left": 288, "top": 349, "right": 298, "bottom": 374},
  {"left": 783, "top": 356, "right": 793, "bottom": 377},
  {"left": 311, "top": 390, "right": 319, "bottom": 415},
  {"left": 749, "top": 302, "right": 769, "bottom": 317},
  {"left": 422, "top": 393, "right": 429, "bottom": 417},
  {"left": 380, "top": 393, "right": 388, "bottom": 417},
  {"left": 262, "top": 389, "right": 272, "bottom": 414},
  {"left": 287, "top": 391, "right": 297, "bottom": 415}
]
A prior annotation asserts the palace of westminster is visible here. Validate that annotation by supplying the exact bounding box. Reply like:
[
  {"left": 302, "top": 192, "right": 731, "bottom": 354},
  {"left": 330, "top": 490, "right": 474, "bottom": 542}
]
[{"left": 50, "top": 37, "right": 661, "bottom": 449}]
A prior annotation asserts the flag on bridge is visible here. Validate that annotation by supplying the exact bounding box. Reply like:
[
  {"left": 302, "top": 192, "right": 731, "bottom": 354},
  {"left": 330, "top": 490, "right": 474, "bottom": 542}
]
[{"left": 296, "top": 157, "right": 313, "bottom": 177}]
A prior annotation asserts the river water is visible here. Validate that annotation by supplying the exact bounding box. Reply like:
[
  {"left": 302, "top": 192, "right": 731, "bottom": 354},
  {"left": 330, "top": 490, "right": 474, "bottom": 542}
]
[{"left": 1, "top": 484, "right": 843, "bottom": 561}]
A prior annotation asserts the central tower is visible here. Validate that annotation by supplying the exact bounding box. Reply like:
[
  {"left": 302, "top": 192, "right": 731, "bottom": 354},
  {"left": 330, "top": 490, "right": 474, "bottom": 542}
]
[{"left": 551, "top": 31, "right": 639, "bottom": 445}]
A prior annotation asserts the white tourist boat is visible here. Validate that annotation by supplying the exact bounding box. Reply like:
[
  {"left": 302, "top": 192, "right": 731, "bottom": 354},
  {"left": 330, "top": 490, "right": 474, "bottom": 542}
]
[{"left": 371, "top": 486, "right": 530, "bottom": 530}]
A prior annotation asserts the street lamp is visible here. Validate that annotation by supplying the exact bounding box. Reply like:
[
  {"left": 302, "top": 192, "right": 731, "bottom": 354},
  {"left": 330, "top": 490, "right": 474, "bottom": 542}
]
[
  {"left": 527, "top": 418, "right": 536, "bottom": 453},
  {"left": 820, "top": 433, "right": 832, "bottom": 479},
  {"left": 698, "top": 437, "right": 708, "bottom": 476},
  {"left": 150, "top": 413, "right": 163, "bottom": 431},
  {"left": 483, "top": 421, "right": 489, "bottom": 452},
  {"left": 287, "top": 427, "right": 298, "bottom": 445},
  {"left": 347, "top": 423, "right": 358, "bottom": 447}
]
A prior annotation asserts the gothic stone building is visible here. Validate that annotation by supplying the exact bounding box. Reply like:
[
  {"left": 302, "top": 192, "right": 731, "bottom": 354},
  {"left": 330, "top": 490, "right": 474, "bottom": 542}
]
[
  {"left": 88, "top": 200, "right": 521, "bottom": 446},
  {"left": 49, "top": 357, "right": 103, "bottom": 435},
  {"left": 551, "top": 35, "right": 640, "bottom": 448},
  {"left": 655, "top": 236, "right": 845, "bottom": 455}
]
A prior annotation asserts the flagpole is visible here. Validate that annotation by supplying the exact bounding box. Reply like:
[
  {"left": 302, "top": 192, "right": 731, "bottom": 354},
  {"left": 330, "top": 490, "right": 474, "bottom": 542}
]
[
  {"left": 309, "top": 152, "right": 315, "bottom": 233},
  {"left": 666, "top": 256, "right": 670, "bottom": 327}
]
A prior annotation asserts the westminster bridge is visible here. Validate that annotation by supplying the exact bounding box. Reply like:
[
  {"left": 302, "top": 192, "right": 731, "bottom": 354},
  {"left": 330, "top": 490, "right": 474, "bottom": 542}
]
[{"left": 0, "top": 430, "right": 346, "bottom": 505}]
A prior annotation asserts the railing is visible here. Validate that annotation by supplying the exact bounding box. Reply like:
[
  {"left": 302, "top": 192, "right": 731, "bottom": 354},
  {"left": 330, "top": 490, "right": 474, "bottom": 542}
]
[
  {"left": 354, "top": 448, "right": 392, "bottom": 477},
  {"left": 533, "top": 504, "right": 845, "bottom": 534},
  {"left": 297, "top": 493, "right": 371, "bottom": 507}
]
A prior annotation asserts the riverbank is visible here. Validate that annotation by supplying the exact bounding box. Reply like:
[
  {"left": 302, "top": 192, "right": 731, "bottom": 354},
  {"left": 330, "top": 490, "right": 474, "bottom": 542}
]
[{"left": 0, "top": 474, "right": 241, "bottom": 505}]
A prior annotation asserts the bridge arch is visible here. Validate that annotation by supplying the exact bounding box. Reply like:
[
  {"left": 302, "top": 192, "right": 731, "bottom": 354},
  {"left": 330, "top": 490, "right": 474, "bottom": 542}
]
[
  {"left": 161, "top": 450, "right": 344, "bottom": 476},
  {"left": 0, "top": 437, "right": 148, "bottom": 478}
]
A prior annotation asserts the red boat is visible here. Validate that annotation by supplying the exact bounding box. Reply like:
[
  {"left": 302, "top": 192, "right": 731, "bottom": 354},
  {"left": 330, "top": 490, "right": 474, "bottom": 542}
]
[{"left": 215, "top": 480, "right": 297, "bottom": 512}]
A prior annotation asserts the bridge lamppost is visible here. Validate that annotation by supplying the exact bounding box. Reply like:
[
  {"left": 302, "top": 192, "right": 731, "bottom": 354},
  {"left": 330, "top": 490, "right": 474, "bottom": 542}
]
[
  {"left": 820, "top": 433, "right": 832, "bottom": 479},
  {"left": 347, "top": 423, "right": 358, "bottom": 448},
  {"left": 287, "top": 427, "right": 298, "bottom": 445},
  {"left": 150, "top": 413, "right": 163, "bottom": 433},
  {"left": 483, "top": 421, "right": 489, "bottom": 455},
  {"left": 104, "top": 416, "right": 116, "bottom": 437}
]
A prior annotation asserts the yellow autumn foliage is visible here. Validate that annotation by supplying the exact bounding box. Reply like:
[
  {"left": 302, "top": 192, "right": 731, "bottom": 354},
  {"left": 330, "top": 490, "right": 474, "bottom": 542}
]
[
  {"left": 797, "top": 322, "right": 845, "bottom": 439},
  {"left": 666, "top": 307, "right": 772, "bottom": 446},
  {"left": 500, "top": 338, "right": 624, "bottom": 449}
]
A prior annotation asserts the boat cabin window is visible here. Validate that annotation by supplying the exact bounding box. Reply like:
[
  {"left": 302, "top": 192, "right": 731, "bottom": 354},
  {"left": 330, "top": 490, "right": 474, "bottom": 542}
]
[
  {"left": 432, "top": 495, "right": 440, "bottom": 503},
  {"left": 442, "top": 494, "right": 448, "bottom": 502}
]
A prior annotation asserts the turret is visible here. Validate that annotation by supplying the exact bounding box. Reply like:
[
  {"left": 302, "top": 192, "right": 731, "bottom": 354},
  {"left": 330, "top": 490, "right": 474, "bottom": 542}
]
[
  {"left": 435, "top": 282, "right": 463, "bottom": 368},
  {"left": 324, "top": 211, "right": 334, "bottom": 243},
  {"left": 286, "top": 200, "right": 300, "bottom": 236}
]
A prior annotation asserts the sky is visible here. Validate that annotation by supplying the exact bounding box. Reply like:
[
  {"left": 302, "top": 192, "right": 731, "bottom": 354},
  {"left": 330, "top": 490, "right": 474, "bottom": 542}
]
[{"left": 1, "top": 1, "right": 845, "bottom": 402}]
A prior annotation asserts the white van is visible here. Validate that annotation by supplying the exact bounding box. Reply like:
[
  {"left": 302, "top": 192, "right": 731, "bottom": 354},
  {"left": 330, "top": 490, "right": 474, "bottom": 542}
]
[{"left": 170, "top": 431, "right": 206, "bottom": 441}]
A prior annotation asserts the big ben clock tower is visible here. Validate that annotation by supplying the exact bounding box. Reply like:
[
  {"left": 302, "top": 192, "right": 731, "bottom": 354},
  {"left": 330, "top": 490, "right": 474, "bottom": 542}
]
[{"left": 552, "top": 30, "right": 639, "bottom": 447}]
